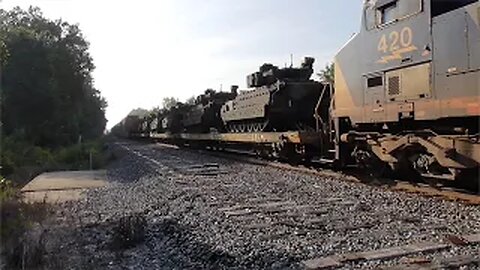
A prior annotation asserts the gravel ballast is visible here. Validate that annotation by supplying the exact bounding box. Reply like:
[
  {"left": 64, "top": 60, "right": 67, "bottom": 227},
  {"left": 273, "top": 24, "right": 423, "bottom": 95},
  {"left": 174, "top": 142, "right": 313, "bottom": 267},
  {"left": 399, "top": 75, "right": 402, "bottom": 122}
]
[{"left": 42, "top": 141, "right": 480, "bottom": 269}]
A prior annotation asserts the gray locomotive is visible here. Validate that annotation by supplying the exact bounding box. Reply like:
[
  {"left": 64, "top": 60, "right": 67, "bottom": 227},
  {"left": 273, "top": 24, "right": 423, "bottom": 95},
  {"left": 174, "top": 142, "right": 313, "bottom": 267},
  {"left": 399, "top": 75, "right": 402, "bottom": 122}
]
[
  {"left": 220, "top": 57, "right": 322, "bottom": 132},
  {"left": 333, "top": 0, "right": 479, "bottom": 180}
]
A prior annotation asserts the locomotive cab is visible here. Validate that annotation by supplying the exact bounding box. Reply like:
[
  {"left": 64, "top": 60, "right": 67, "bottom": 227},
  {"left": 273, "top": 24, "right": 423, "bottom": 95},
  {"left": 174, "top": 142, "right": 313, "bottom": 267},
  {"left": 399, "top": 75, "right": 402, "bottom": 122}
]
[{"left": 333, "top": 0, "right": 480, "bottom": 181}]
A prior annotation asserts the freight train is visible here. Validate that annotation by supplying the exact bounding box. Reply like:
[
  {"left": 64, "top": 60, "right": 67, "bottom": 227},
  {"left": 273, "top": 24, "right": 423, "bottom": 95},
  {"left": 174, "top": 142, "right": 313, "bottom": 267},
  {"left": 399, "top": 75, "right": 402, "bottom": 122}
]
[{"left": 113, "top": 0, "right": 479, "bottom": 184}]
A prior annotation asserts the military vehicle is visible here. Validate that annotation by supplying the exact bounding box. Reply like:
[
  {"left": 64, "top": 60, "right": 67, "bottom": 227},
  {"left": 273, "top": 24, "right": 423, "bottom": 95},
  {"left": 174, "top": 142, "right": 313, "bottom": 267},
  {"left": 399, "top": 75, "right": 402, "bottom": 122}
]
[
  {"left": 161, "top": 103, "right": 189, "bottom": 134},
  {"left": 182, "top": 88, "right": 237, "bottom": 133},
  {"left": 221, "top": 57, "right": 323, "bottom": 132}
]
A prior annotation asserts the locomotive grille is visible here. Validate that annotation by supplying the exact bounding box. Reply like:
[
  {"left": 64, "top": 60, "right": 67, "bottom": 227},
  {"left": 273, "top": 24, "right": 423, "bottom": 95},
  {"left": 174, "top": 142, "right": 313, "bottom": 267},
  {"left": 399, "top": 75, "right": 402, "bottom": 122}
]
[{"left": 388, "top": 76, "right": 400, "bottom": 96}]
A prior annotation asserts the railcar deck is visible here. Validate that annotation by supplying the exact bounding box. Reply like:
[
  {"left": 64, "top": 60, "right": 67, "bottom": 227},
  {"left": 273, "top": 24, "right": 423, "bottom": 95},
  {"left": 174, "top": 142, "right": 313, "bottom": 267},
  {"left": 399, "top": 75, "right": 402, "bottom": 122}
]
[{"left": 148, "top": 131, "right": 322, "bottom": 145}]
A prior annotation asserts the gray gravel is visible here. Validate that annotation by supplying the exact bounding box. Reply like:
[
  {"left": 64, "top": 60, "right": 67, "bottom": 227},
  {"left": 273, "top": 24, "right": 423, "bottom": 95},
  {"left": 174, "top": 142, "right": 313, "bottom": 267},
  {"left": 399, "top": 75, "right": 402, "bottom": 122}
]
[{"left": 43, "top": 141, "right": 480, "bottom": 269}]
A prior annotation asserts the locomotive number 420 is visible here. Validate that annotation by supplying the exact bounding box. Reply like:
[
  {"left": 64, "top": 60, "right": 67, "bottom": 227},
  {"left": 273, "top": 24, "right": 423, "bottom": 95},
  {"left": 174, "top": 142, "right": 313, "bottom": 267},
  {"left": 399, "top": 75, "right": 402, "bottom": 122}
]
[{"left": 378, "top": 27, "right": 413, "bottom": 53}]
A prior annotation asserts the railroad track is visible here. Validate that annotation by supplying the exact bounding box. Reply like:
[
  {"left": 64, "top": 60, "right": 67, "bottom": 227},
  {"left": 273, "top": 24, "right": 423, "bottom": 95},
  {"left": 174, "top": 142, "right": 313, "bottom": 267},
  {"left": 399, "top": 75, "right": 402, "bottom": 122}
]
[{"left": 161, "top": 143, "right": 480, "bottom": 206}]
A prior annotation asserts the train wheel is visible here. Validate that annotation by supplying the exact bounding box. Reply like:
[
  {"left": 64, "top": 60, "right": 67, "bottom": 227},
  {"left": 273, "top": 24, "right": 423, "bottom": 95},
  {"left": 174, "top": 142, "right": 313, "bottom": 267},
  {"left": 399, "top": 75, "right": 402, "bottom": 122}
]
[
  {"left": 453, "top": 169, "right": 479, "bottom": 193},
  {"left": 367, "top": 159, "right": 391, "bottom": 178},
  {"left": 353, "top": 147, "right": 391, "bottom": 178},
  {"left": 390, "top": 156, "right": 423, "bottom": 182}
]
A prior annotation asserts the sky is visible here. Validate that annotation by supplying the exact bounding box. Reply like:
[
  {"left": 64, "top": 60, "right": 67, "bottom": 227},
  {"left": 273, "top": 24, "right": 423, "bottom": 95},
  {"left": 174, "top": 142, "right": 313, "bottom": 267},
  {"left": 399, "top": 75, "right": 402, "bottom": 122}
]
[{"left": 1, "top": 0, "right": 363, "bottom": 129}]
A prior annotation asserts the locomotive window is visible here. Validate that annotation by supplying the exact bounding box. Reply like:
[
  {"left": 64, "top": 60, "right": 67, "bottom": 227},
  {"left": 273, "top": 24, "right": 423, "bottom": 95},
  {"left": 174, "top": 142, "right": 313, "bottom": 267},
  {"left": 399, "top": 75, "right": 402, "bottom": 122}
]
[
  {"left": 378, "top": 2, "right": 398, "bottom": 24},
  {"left": 431, "top": 0, "right": 477, "bottom": 17},
  {"left": 398, "top": 0, "right": 423, "bottom": 18},
  {"left": 367, "top": 76, "right": 383, "bottom": 88},
  {"left": 366, "top": 0, "right": 423, "bottom": 28}
]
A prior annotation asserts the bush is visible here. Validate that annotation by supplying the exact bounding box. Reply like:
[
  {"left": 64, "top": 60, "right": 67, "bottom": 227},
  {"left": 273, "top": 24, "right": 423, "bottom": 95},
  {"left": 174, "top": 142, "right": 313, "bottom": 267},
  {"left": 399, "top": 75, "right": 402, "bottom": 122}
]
[
  {"left": 0, "top": 176, "right": 48, "bottom": 269},
  {"left": 1, "top": 136, "right": 109, "bottom": 185},
  {"left": 1, "top": 135, "right": 55, "bottom": 185},
  {"left": 0, "top": 176, "right": 16, "bottom": 201},
  {"left": 55, "top": 139, "right": 108, "bottom": 170}
]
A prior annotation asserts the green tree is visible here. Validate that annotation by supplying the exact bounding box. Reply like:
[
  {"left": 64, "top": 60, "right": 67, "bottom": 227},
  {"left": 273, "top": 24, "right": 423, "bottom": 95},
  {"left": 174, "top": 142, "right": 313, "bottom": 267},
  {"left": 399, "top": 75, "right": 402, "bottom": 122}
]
[
  {"left": 0, "top": 7, "right": 107, "bottom": 147},
  {"left": 317, "top": 63, "right": 334, "bottom": 84},
  {"left": 185, "top": 96, "right": 196, "bottom": 105},
  {"left": 162, "top": 97, "right": 179, "bottom": 110}
]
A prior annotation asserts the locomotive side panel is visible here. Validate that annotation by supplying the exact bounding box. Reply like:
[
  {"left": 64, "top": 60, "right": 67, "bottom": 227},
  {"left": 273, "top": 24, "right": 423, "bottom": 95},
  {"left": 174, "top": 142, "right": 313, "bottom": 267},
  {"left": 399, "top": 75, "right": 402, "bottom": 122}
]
[
  {"left": 334, "top": 0, "right": 433, "bottom": 125},
  {"left": 433, "top": 3, "right": 480, "bottom": 118}
]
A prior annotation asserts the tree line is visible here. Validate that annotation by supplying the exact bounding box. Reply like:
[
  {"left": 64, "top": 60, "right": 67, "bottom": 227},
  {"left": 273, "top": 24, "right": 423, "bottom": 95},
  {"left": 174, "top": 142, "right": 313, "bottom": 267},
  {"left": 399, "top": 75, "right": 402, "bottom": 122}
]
[
  {"left": 0, "top": 7, "right": 107, "bottom": 179},
  {"left": 1, "top": 6, "right": 107, "bottom": 146}
]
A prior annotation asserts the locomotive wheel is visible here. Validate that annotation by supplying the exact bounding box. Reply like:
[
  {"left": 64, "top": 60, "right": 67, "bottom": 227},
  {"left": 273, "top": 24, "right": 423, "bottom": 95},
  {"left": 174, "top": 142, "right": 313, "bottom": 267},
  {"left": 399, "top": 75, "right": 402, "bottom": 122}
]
[
  {"left": 364, "top": 157, "right": 391, "bottom": 178},
  {"left": 353, "top": 148, "right": 391, "bottom": 178},
  {"left": 453, "top": 168, "right": 479, "bottom": 192},
  {"left": 390, "top": 155, "right": 424, "bottom": 183}
]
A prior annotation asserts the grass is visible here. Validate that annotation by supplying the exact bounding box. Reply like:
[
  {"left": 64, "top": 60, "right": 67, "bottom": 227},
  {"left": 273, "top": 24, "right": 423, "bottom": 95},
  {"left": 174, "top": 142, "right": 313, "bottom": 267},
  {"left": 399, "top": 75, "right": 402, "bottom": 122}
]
[{"left": 0, "top": 136, "right": 114, "bottom": 268}]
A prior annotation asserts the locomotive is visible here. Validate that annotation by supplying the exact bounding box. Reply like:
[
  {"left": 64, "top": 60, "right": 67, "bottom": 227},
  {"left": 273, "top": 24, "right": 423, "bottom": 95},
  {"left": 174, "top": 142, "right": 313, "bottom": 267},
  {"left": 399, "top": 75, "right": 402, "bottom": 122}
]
[
  {"left": 333, "top": 0, "right": 479, "bottom": 179},
  {"left": 220, "top": 57, "right": 322, "bottom": 132},
  {"left": 115, "top": 0, "right": 479, "bottom": 184}
]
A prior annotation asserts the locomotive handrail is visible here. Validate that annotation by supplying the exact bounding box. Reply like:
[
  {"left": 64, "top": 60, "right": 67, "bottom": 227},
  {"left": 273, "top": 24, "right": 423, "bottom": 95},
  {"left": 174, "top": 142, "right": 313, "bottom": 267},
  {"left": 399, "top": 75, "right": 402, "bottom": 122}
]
[{"left": 314, "top": 83, "right": 329, "bottom": 132}]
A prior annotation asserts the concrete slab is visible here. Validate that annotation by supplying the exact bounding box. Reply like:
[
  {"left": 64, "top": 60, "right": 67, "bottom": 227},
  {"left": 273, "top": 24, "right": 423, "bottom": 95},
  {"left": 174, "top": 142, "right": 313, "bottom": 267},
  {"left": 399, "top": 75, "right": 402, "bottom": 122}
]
[{"left": 21, "top": 170, "right": 107, "bottom": 203}]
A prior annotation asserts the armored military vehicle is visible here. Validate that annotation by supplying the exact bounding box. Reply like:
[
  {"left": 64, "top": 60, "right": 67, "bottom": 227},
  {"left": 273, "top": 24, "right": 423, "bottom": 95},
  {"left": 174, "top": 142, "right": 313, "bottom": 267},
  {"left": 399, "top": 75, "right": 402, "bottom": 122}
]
[
  {"left": 182, "top": 88, "right": 237, "bottom": 133},
  {"left": 221, "top": 57, "right": 323, "bottom": 132}
]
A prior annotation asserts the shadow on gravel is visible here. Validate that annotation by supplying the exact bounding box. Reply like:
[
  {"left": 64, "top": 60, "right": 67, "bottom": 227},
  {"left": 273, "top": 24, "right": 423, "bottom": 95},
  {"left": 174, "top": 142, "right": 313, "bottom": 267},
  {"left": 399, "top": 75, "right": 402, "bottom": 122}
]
[
  {"left": 50, "top": 213, "right": 302, "bottom": 269},
  {"left": 145, "top": 217, "right": 239, "bottom": 269},
  {"left": 144, "top": 217, "right": 302, "bottom": 270}
]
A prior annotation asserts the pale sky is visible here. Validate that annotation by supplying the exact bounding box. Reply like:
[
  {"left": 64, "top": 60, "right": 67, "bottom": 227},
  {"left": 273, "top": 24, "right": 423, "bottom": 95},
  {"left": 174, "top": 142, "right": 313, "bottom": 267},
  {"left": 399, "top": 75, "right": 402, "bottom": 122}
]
[{"left": 1, "top": 0, "right": 363, "bottom": 128}]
